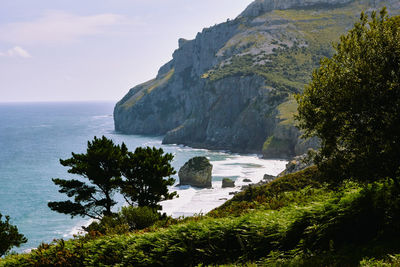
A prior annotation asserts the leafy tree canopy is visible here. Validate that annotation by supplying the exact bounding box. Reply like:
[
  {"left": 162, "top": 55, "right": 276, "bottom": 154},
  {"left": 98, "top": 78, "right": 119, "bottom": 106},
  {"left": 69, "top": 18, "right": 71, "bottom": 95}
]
[
  {"left": 48, "top": 136, "right": 127, "bottom": 219},
  {"left": 0, "top": 212, "right": 27, "bottom": 256},
  {"left": 48, "top": 137, "right": 177, "bottom": 219},
  {"left": 296, "top": 8, "right": 400, "bottom": 183},
  {"left": 121, "top": 146, "right": 177, "bottom": 210}
]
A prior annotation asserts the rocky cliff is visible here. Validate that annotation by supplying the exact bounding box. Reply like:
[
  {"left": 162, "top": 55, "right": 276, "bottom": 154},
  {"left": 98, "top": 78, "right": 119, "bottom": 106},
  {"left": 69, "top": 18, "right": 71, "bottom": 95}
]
[{"left": 114, "top": 0, "right": 400, "bottom": 158}]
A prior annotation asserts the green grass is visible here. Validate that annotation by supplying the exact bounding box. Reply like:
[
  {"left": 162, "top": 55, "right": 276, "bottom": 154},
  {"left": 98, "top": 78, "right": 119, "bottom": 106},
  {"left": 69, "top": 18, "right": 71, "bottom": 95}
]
[
  {"left": 209, "top": 166, "right": 323, "bottom": 218},
  {"left": 277, "top": 95, "right": 298, "bottom": 126},
  {"left": 122, "top": 68, "right": 175, "bottom": 109},
  {"left": 202, "top": 3, "right": 366, "bottom": 99},
  {"left": 2, "top": 168, "right": 400, "bottom": 266}
]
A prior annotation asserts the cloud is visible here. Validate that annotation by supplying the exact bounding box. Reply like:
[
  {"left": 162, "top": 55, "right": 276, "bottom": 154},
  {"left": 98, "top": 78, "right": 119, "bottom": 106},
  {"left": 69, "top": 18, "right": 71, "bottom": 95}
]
[
  {"left": 0, "top": 46, "right": 31, "bottom": 58},
  {"left": 0, "top": 10, "right": 128, "bottom": 45}
]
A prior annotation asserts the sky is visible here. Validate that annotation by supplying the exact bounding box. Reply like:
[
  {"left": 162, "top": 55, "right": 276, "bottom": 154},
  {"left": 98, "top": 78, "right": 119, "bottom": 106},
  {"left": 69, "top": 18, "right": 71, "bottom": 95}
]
[{"left": 0, "top": 0, "right": 254, "bottom": 102}]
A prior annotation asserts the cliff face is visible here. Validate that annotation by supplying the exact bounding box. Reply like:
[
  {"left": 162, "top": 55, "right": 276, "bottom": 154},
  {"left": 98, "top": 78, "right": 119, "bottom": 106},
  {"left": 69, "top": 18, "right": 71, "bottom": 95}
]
[{"left": 114, "top": 0, "right": 400, "bottom": 158}]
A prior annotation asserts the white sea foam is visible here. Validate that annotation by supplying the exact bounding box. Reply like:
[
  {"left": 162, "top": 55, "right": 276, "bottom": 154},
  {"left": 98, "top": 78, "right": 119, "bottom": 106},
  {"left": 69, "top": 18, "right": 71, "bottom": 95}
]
[
  {"left": 63, "top": 218, "right": 94, "bottom": 238},
  {"left": 161, "top": 154, "right": 287, "bottom": 218}
]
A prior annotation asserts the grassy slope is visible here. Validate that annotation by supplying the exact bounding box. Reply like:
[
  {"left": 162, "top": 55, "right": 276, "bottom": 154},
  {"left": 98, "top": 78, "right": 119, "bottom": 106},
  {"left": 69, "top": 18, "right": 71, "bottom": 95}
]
[
  {"left": 205, "top": 4, "right": 359, "bottom": 91},
  {"left": 2, "top": 167, "right": 400, "bottom": 266},
  {"left": 3, "top": 3, "right": 400, "bottom": 266}
]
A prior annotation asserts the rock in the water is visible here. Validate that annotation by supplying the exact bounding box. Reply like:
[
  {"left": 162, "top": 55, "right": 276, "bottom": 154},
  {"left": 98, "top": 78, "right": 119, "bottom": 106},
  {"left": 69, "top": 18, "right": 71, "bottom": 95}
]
[
  {"left": 243, "top": 178, "right": 252, "bottom": 183},
  {"left": 222, "top": 178, "right": 235, "bottom": 188},
  {"left": 178, "top": 157, "right": 212, "bottom": 188}
]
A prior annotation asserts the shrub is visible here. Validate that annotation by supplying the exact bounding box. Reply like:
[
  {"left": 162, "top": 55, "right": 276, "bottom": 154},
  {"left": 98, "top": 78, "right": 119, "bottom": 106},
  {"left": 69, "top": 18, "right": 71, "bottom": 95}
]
[{"left": 84, "top": 206, "right": 162, "bottom": 235}]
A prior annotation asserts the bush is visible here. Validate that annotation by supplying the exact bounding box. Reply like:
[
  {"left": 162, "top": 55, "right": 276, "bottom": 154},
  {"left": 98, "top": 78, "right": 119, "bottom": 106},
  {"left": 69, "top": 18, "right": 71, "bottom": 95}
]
[
  {"left": 84, "top": 206, "right": 162, "bottom": 235},
  {"left": 296, "top": 9, "right": 400, "bottom": 183},
  {"left": 0, "top": 213, "right": 27, "bottom": 257},
  {"left": 4, "top": 173, "right": 400, "bottom": 266},
  {"left": 119, "top": 206, "right": 161, "bottom": 231},
  {"left": 209, "top": 166, "right": 323, "bottom": 217}
]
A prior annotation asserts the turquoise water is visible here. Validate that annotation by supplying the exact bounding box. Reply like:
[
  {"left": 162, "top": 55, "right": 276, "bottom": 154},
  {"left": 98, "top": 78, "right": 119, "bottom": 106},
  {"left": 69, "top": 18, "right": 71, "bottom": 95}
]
[{"left": 0, "top": 102, "right": 286, "bottom": 252}]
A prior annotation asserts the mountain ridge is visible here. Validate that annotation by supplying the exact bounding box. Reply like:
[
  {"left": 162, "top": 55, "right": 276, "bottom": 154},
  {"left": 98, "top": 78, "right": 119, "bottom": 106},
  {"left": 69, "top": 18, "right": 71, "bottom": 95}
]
[
  {"left": 240, "top": 0, "right": 354, "bottom": 17},
  {"left": 114, "top": 0, "right": 400, "bottom": 158}
]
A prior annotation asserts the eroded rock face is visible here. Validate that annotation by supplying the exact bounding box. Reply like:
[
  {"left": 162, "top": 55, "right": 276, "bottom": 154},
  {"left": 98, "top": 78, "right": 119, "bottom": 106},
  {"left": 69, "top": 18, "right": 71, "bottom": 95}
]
[
  {"left": 178, "top": 157, "right": 213, "bottom": 188},
  {"left": 278, "top": 153, "right": 314, "bottom": 177},
  {"left": 222, "top": 178, "right": 235, "bottom": 188},
  {"left": 240, "top": 0, "right": 354, "bottom": 18},
  {"left": 114, "top": 0, "right": 400, "bottom": 158}
]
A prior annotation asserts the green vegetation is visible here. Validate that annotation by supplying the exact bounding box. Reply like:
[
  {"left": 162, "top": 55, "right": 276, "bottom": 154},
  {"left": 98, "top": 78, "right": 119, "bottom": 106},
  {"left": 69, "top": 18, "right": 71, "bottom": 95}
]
[
  {"left": 121, "top": 68, "right": 175, "bottom": 109},
  {"left": 84, "top": 206, "right": 164, "bottom": 235},
  {"left": 262, "top": 136, "right": 292, "bottom": 157},
  {"left": 48, "top": 136, "right": 177, "bottom": 219},
  {"left": 277, "top": 95, "right": 297, "bottom": 126},
  {"left": 0, "top": 213, "right": 26, "bottom": 257},
  {"left": 121, "top": 146, "right": 176, "bottom": 210},
  {"left": 3, "top": 170, "right": 400, "bottom": 266},
  {"left": 209, "top": 166, "right": 323, "bottom": 218},
  {"left": 202, "top": 4, "right": 359, "bottom": 95},
  {"left": 48, "top": 136, "right": 128, "bottom": 219},
  {"left": 146, "top": 68, "right": 174, "bottom": 94},
  {"left": 202, "top": 2, "right": 372, "bottom": 107},
  {"left": 184, "top": 156, "right": 211, "bottom": 171},
  {"left": 2, "top": 7, "right": 400, "bottom": 267},
  {"left": 205, "top": 46, "right": 316, "bottom": 94},
  {"left": 296, "top": 9, "right": 400, "bottom": 183}
]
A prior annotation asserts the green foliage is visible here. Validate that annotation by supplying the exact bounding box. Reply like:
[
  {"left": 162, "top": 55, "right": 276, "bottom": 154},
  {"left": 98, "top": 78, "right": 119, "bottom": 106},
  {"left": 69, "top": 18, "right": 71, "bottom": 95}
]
[
  {"left": 121, "top": 68, "right": 175, "bottom": 109},
  {"left": 209, "top": 166, "right": 323, "bottom": 218},
  {"left": 262, "top": 136, "right": 293, "bottom": 157},
  {"left": 48, "top": 137, "right": 177, "bottom": 219},
  {"left": 85, "top": 206, "right": 162, "bottom": 235},
  {"left": 277, "top": 95, "right": 298, "bottom": 126},
  {"left": 256, "top": 178, "right": 400, "bottom": 266},
  {"left": 48, "top": 136, "right": 128, "bottom": 219},
  {"left": 4, "top": 170, "right": 400, "bottom": 266},
  {"left": 360, "top": 254, "right": 400, "bottom": 266},
  {"left": 205, "top": 46, "right": 317, "bottom": 95},
  {"left": 184, "top": 156, "right": 211, "bottom": 171},
  {"left": 121, "top": 146, "right": 177, "bottom": 210},
  {"left": 0, "top": 213, "right": 27, "bottom": 257},
  {"left": 119, "top": 206, "right": 161, "bottom": 231},
  {"left": 296, "top": 10, "right": 400, "bottom": 183}
]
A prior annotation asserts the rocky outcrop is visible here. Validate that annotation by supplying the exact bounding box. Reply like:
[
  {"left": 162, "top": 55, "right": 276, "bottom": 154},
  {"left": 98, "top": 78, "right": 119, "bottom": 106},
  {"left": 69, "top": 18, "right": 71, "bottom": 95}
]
[
  {"left": 240, "top": 0, "right": 354, "bottom": 18},
  {"left": 263, "top": 174, "right": 275, "bottom": 181},
  {"left": 222, "top": 178, "right": 235, "bottom": 188},
  {"left": 178, "top": 157, "right": 213, "bottom": 188},
  {"left": 278, "top": 153, "right": 314, "bottom": 177},
  {"left": 114, "top": 0, "right": 400, "bottom": 158}
]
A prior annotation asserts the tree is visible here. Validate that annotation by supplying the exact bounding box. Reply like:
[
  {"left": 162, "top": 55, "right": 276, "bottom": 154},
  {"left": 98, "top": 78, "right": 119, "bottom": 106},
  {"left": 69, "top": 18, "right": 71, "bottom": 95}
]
[
  {"left": 0, "top": 212, "right": 27, "bottom": 256},
  {"left": 48, "top": 136, "right": 127, "bottom": 219},
  {"left": 296, "top": 9, "right": 400, "bottom": 183},
  {"left": 121, "top": 147, "right": 177, "bottom": 210}
]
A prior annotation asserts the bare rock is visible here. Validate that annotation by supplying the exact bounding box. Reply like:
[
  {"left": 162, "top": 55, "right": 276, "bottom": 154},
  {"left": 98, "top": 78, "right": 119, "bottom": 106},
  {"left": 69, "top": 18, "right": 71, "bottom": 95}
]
[
  {"left": 222, "top": 178, "right": 235, "bottom": 188},
  {"left": 178, "top": 157, "right": 213, "bottom": 188}
]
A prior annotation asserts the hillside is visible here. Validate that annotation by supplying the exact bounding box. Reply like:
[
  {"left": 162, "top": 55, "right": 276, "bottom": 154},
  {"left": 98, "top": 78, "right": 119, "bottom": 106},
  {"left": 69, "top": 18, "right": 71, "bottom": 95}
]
[
  {"left": 3, "top": 167, "right": 400, "bottom": 266},
  {"left": 2, "top": 3, "right": 400, "bottom": 266},
  {"left": 114, "top": 0, "right": 400, "bottom": 158}
]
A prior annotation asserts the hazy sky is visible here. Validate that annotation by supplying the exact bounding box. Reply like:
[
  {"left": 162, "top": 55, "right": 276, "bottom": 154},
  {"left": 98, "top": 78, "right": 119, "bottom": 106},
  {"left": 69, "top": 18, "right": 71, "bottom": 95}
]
[{"left": 0, "top": 0, "right": 254, "bottom": 102}]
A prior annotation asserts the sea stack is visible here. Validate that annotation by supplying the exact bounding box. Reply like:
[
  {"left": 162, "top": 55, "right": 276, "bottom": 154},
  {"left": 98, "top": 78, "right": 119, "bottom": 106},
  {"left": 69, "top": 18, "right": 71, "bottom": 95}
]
[
  {"left": 222, "top": 178, "right": 235, "bottom": 188},
  {"left": 178, "top": 157, "right": 213, "bottom": 188}
]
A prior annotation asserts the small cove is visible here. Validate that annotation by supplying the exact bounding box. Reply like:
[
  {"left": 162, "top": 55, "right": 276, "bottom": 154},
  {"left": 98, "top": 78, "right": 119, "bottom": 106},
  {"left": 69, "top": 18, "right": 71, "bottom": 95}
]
[{"left": 0, "top": 102, "right": 286, "bottom": 252}]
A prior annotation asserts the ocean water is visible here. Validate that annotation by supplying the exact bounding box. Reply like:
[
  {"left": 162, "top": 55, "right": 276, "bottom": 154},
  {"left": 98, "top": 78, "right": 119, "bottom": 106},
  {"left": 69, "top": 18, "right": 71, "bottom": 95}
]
[{"left": 0, "top": 102, "right": 287, "bottom": 252}]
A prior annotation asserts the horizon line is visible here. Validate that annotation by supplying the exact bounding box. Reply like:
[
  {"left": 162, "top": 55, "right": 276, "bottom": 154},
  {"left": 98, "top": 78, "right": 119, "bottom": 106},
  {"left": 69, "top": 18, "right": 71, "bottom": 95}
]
[{"left": 0, "top": 99, "right": 118, "bottom": 104}]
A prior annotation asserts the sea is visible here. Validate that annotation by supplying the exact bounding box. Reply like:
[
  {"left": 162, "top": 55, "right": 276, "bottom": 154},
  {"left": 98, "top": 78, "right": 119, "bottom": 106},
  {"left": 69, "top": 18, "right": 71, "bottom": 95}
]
[{"left": 0, "top": 101, "right": 287, "bottom": 252}]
